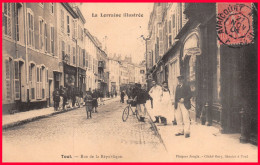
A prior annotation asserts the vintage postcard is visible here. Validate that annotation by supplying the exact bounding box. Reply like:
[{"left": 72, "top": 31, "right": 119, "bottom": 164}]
[{"left": 2, "top": 2, "right": 258, "bottom": 162}]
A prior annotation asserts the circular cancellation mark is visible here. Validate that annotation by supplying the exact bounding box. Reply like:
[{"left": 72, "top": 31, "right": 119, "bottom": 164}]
[{"left": 216, "top": 3, "right": 254, "bottom": 47}]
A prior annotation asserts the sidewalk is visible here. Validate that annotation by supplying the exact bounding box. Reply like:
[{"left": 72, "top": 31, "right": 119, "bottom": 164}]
[
  {"left": 2, "top": 97, "right": 115, "bottom": 129},
  {"left": 145, "top": 101, "right": 258, "bottom": 162}
]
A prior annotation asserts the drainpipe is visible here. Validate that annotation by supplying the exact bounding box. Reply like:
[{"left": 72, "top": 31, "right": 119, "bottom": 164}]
[{"left": 24, "top": 4, "right": 29, "bottom": 103}]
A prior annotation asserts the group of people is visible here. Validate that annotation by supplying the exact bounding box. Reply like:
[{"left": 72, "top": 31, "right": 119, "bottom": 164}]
[
  {"left": 53, "top": 87, "right": 104, "bottom": 119},
  {"left": 120, "top": 83, "right": 152, "bottom": 122},
  {"left": 53, "top": 86, "right": 83, "bottom": 111},
  {"left": 120, "top": 75, "right": 192, "bottom": 138},
  {"left": 149, "top": 75, "right": 192, "bottom": 138}
]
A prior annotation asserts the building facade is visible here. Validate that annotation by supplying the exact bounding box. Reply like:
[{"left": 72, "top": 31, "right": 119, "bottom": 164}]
[
  {"left": 2, "top": 3, "right": 59, "bottom": 113},
  {"left": 146, "top": 3, "right": 258, "bottom": 144}
]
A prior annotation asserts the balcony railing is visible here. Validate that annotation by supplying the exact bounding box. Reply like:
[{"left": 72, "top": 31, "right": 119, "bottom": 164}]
[{"left": 98, "top": 61, "right": 105, "bottom": 69}]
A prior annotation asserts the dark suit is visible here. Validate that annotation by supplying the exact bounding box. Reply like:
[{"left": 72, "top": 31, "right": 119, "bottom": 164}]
[{"left": 174, "top": 84, "right": 192, "bottom": 110}]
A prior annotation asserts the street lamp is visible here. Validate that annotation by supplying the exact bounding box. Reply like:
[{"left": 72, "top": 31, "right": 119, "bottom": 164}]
[
  {"left": 140, "top": 35, "right": 150, "bottom": 90},
  {"left": 140, "top": 35, "right": 150, "bottom": 72}
]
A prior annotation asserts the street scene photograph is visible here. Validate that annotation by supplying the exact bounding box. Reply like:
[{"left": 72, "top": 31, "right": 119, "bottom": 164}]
[{"left": 2, "top": 2, "right": 258, "bottom": 162}]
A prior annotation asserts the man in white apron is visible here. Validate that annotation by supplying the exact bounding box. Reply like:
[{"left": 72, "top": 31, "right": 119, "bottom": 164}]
[{"left": 148, "top": 80, "right": 163, "bottom": 123}]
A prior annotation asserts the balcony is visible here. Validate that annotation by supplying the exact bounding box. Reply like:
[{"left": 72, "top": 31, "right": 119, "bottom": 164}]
[
  {"left": 98, "top": 61, "right": 105, "bottom": 69},
  {"left": 62, "top": 51, "right": 70, "bottom": 64}
]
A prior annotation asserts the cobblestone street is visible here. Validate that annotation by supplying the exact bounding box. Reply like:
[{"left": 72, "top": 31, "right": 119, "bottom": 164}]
[{"left": 3, "top": 98, "right": 166, "bottom": 162}]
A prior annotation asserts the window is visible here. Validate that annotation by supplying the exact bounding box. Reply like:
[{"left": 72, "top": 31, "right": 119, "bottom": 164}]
[
  {"left": 67, "top": 45, "right": 70, "bottom": 63},
  {"left": 73, "top": 47, "right": 76, "bottom": 65},
  {"left": 169, "top": 35, "right": 172, "bottom": 46},
  {"left": 39, "top": 19, "right": 44, "bottom": 50},
  {"left": 168, "top": 21, "right": 171, "bottom": 33},
  {"left": 78, "top": 25, "right": 83, "bottom": 41},
  {"left": 86, "top": 53, "right": 89, "bottom": 68},
  {"left": 50, "top": 26, "right": 54, "bottom": 55},
  {"left": 172, "top": 14, "right": 175, "bottom": 28},
  {"left": 61, "top": 9, "right": 64, "bottom": 33},
  {"left": 16, "top": 4, "right": 23, "bottom": 41},
  {"left": 14, "top": 61, "right": 20, "bottom": 100},
  {"left": 44, "top": 23, "right": 47, "bottom": 52},
  {"left": 28, "top": 11, "right": 34, "bottom": 47},
  {"left": 72, "top": 20, "right": 77, "bottom": 39},
  {"left": 29, "top": 63, "right": 36, "bottom": 100},
  {"left": 5, "top": 58, "right": 12, "bottom": 100},
  {"left": 83, "top": 50, "right": 85, "bottom": 67},
  {"left": 3, "top": 3, "right": 12, "bottom": 38},
  {"left": 67, "top": 15, "right": 70, "bottom": 36},
  {"left": 61, "top": 41, "right": 65, "bottom": 59},
  {"left": 50, "top": 3, "right": 54, "bottom": 14}
]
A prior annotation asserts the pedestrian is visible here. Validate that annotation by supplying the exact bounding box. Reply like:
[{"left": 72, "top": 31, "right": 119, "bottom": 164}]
[
  {"left": 92, "top": 89, "right": 99, "bottom": 113},
  {"left": 148, "top": 80, "right": 163, "bottom": 123},
  {"left": 134, "top": 84, "right": 152, "bottom": 122},
  {"left": 60, "top": 86, "right": 68, "bottom": 110},
  {"left": 71, "top": 87, "right": 76, "bottom": 108},
  {"left": 174, "top": 75, "right": 192, "bottom": 138},
  {"left": 120, "top": 90, "right": 125, "bottom": 103},
  {"left": 84, "top": 91, "right": 93, "bottom": 119},
  {"left": 159, "top": 81, "right": 172, "bottom": 125},
  {"left": 53, "top": 88, "right": 60, "bottom": 111},
  {"left": 99, "top": 90, "right": 105, "bottom": 105}
]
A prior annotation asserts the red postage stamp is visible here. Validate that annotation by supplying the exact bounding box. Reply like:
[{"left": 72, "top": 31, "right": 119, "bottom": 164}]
[{"left": 216, "top": 3, "right": 254, "bottom": 46}]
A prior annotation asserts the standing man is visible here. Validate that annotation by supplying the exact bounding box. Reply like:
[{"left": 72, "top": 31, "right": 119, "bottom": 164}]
[
  {"left": 92, "top": 89, "right": 99, "bottom": 113},
  {"left": 148, "top": 80, "right": 163, "bottom": 123},
  {"left": 174, "top": 75, "right": 192, "bottom": 138},
  {"left": 53, "top": 88, "right": 60, "bottom": 111},
  {"left": 120, "top": 90, "right": 125, "bottom": 103}
]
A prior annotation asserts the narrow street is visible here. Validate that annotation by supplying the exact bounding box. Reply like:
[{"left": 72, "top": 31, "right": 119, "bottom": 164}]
[{"left": 3, "top": 98, "right": 166, "bottom": 162}]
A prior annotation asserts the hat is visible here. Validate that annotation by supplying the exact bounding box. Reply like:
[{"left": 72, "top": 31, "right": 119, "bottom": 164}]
[{"left": 177, "top": 75, "right": 184, "bottom": 80}]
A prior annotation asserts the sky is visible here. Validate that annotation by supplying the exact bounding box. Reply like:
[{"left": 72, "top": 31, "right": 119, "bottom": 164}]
[{"left": 81, "top": 3, "right": 154, "bottom": 64}]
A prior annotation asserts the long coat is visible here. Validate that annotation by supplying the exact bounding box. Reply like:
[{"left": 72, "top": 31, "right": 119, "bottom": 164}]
[{"left": 174, "top": 84, "right": 192, "bottom": 110}]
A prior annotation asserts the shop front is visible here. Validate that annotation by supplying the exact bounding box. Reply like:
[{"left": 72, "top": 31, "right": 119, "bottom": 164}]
[
  {"left": 78, "top": 67, "right": 86, "bottom": 96},
  {"left": 64, "top": 63, "right": 77, "bottom": 99}
]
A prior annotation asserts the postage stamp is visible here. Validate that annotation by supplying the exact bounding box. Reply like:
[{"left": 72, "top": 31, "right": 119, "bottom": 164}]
[{"left": 216, "top": 3, "right": 254, "bottom": 46}]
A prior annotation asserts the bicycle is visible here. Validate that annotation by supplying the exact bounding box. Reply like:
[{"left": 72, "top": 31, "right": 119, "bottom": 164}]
[{"left": 122, "top": 99, "right": 140, "bottom": 122}]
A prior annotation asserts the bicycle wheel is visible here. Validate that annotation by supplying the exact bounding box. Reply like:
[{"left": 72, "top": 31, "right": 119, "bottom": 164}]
[{"left": 122, "top": 106, "right": 129, "bottom": 122}]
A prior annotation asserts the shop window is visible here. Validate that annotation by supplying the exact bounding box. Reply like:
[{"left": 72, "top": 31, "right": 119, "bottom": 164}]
[{"left": 3, "top": 3, "right": 12, "bottom": 38}]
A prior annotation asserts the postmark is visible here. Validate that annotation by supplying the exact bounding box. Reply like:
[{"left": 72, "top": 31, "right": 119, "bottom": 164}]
[{"left": 216, "top": 3, "right": 254, "bottom": 47}]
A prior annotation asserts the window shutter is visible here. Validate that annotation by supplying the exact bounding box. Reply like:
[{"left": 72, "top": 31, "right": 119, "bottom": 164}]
[
  {"left": 5, "top": 59, "right": 11, "bottom": 100},
  {"left": 36, "top": 67, "right": 40, "bottom": 99},
  {"left": 46, "top": 69, "right": 49, "bottom": 98},
  {"left": 14, "top": 61, "right": 20, "bottom": 100}
]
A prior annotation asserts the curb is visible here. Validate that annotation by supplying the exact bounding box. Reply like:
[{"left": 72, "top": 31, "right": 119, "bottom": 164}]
[
  {"left": 2, "top": 107, "right": 79, "bottom": 130},
  {"left": 2, "top": 97, "right": 117, "bottom": 130},
  {"left": 146, "top": 109, "right": 168, "bottom": 152}
]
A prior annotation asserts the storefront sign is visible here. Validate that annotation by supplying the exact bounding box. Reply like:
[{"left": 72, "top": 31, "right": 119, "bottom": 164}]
[{"left": 185, "top": 47, "right": 202, "bottom": 56}]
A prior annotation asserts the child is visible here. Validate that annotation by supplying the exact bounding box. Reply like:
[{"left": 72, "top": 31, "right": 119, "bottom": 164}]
[{"left": 84, "top": 91, "right": 93, "bottom": 119}]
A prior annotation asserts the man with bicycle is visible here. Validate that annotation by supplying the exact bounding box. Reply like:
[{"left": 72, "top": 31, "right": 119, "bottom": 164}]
[{"left": 133, "top": 83, "right": 152, "bottom": 122}]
